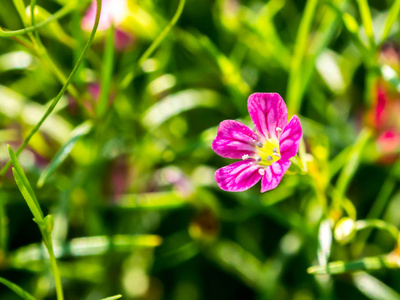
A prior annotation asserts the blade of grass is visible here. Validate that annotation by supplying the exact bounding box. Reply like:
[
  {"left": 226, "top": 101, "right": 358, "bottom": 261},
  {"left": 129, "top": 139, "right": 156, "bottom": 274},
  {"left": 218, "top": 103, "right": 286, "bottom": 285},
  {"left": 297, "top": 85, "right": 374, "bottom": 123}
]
[
  {"left": 286, "top": 0, "right": 318, "bottom": 114},
  {"left": 0, "top": 2, "right": 75, "bottom": 37},
  {"left": 355, "top": 0, "right": 375, "bottom": 49},
  {"left": 0, "top": 277, "right": 36, "bottom": 300},
  {"left": 8, "top": 146, "right": 64, "bottom": 300},
  {"left": 9, "top": 145, "right": 44, "bottom": 222},
  {"left": 0, "top": 0, "right": 103, "bottom": 177},
  {"left": 308, "top": 255, "right": 400, "bottom": 274},
  {"left": 333, "top": 129, "right": 371, "bottom": 208},
  {"left": 380, "top": 0, "right": 400, "bottom": 43},
  {"left": 353, "top": 272, "right": 400, "bottom": 300},
  {"left": 37, "top": 121, "right": 92, "bottom": 188},
  {"left": 100, "top": 295, "right": 123, "bottom": 300},
  {"left": 120, "top": 0, "right": 186, "bottom": 89}
]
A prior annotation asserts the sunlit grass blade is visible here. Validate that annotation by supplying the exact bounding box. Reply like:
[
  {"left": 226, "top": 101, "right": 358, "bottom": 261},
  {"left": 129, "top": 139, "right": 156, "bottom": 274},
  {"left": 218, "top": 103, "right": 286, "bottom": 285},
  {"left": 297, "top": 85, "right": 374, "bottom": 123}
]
[
  {"left": 11, "top": 235, "right": 162, "bottom": 265},
  {"left": 286, "top": 0, "right": 318, "bottom": 114},
  {"left": 334, "top": 129, "right": 371, "bottom": 206},
  {"left": 37, "top": 121, "right": 92, "bottom": 188},
  {"left": 0, "top": 277, "right": 36, "bottom": 300},
  {"left": 121, "top": 0, "right": 186, "bottom": 89},
  {"left": 308, "top": 255, "right": 400, "bottom": 275},
  {"left": 97, "top": 25, "right": 114, "bottom": 118},
  {"left": 8, "top": 145, "right": 44, "bottom": 222},
  {"left": 0, "top": 3, "right": 75, "bottom": 37},
  {"left": 100, "top": 295, "right": 123, "bottom": 300},
  {"left": 380, "top": 0, "right": 400, "bottom": 43},
  {"left": 353, "top": 272, "right": 400, "bottom": 300},
  {"left": 116, "top": 192, "right": 187, "bottom": 210},
  {"left": 206, "top": 239, "right": 263, "bottom": 289},
  {"left": 142, "top": 89, "right": 219, "bottom": 129},
  {"left": 355, "top": 0, "right": 375, "bottom": 49}
]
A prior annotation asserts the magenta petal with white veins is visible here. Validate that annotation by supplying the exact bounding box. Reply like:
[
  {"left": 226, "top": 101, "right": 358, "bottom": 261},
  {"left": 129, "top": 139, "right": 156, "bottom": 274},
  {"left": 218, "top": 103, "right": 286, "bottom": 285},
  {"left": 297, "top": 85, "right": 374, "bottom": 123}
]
[
  {"left": 279, "top": 115, "right": 302, "bottom": 161},
  {"left": 211, "top": 120, "right": 258, "bottom": 159},
  {"left": 261, "top": 160, "right": 291, "bottom": 192},
  {"left": 215, "top": 160, "right": 262, "bottom": 192},
  {"left": 247, "top": 93, "right": 288, "bottom": 141}
]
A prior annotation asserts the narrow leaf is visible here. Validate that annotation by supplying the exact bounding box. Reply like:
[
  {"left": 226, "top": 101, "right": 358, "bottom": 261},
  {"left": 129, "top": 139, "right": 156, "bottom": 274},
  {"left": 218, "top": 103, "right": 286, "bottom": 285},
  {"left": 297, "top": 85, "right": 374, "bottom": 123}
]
[
  {"left": 353, "top": 271, "right": 400, "bottom": 300},
  {"left": 308, "top": 255, "right": 400, "bottom": 275},
  {"left": 0, "top": 277, "right": 36, "bottom": 300},
  {"left": 9, "top": 145, "right": 44, "bottom": 222},
  {"left": 37, "top": 121, "right": 92, "bottom": 187},
  {"left": 100, "top": 295, "right": 122, "bottom": 300}
]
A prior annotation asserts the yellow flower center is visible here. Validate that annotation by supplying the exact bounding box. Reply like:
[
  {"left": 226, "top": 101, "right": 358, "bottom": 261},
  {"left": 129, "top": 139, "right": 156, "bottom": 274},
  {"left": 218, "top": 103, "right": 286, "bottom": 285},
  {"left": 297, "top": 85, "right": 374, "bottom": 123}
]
[{"left": 256, "top": 139, "right": 281, "bottom": 167}]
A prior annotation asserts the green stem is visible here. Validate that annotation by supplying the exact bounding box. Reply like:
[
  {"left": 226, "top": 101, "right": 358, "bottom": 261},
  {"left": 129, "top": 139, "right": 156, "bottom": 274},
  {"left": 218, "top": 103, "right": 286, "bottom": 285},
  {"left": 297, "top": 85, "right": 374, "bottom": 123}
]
[
  {"left": 0, "top": 3, "right": 75, "bottom": 37},
  {"left": 355, "top": 219, "right": 399, "bottom": 244},
  {"left": 355, "top": 0, "right": 375, "bottom": 50},
  {"left": 120, "top": 0, "right": 186, "bottom": 89},
  {"left": 0, "top": 0, "right": 103, "bottom": 176},
  {"left": 380, "top": 0, "right": 400, "bottom": 43},
  {"left": 46, "top": 241, "right": 63, "bottom": 300},
  {"left": 286, "top": 0, "right": 318, "bottom": 114}
]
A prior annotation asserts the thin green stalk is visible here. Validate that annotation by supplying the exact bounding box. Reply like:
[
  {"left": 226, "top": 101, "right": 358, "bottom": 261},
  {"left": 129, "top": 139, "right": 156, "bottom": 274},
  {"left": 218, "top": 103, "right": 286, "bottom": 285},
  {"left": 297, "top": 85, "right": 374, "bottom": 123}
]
[
  {"left": 355, "top": 0, "right": 375, "bottom": 49},
  {"left": 355, "top": 219, "right": 399, "bottom": 242},
  {"left": 0, "top": 2, "right": 75, "bottom": 37},
  {"left": 0, "top": 0, "right": 103, "bottom": 176},
  {"left": 120, "top": 0, "right": 186, "bottom": 89},
  {"left": 333, "top": 129, "right": 371, "bottom": 209},
  {"left": 286, "top": 0, "right": 319, "bottom": 114},
  {"left": 380, "top": 0, "right": 400, "bottom": 43},
  {"left": 352, "top": 160, "right": 400, "bottom": 256},
  {"left": 0, "top": 194, "right": 7, "bottom": 254}
]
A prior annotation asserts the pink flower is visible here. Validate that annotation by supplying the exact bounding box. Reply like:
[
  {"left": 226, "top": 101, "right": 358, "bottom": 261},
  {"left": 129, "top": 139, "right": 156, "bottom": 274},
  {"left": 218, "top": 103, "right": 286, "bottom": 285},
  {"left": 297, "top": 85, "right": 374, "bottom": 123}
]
[
  {"left": 211, "top": 93, "right": 302, "bottom": 192},
  {"left": 81, "top": 0, "right": 135, "bottom": 50},
  {"left": 81, "top": 0, "right": 128, "bottom": 31}
]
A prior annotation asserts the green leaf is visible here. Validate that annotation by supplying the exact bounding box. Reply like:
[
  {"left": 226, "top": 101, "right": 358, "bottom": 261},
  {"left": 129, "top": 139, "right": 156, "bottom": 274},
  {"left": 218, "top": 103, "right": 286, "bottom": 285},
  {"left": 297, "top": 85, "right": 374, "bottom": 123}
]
[
  {"left": 308, "top": 255, "right": 400, "bottom": 275},
  {"left": 9, "top": 145, "right": 44, "bottom": 222},
  {"left": 142, "top": 89, "right": 219, "bottom": 129},
  {"left": 37, "top": 121, "right": 92, "bottom": 187},
  {"left": 355, "top": 0, "right": 375, "bottom": 49},
  {"left": 0, "top": 277, "right": 36, "bottom": 300},
  {"left": 10, "top": 235, "right": 163, "bottom": 264},
  {"left": 116, "top": 191, "right": 187, "bottom": 210},
  {"left": 353, "top": 272, "right": 400, "bottom": 300},
  {"left": 380, "top": 0, "right": 400, "bottom": 43},
  {"left": 100, "top": 295, "right": 122, "bottom": 300}
]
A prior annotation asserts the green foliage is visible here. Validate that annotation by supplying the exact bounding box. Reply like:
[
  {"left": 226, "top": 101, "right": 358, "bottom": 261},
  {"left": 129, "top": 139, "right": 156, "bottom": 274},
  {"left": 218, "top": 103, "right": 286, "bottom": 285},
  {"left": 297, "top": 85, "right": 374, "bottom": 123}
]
[{"left": 1, "top": 0, "right": 400, "bottom": 299}]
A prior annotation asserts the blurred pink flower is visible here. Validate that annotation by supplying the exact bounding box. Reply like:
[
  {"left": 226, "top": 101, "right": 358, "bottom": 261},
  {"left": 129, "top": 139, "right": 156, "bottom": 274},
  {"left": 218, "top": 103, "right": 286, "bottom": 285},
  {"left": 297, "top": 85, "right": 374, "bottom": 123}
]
[
  {"left": 211, "top": 93, "right": 302, "bottom": 192},
  {"left": 81, "top": 0, "right": 134, "bottom": 50},
  {"left": 367, "top": 44, "right": 400, "bottom": 159}
]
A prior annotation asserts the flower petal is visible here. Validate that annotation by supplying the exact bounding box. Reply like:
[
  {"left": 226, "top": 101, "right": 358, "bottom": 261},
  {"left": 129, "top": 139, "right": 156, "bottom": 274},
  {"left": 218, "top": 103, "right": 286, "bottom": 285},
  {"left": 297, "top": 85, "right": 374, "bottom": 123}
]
[
  {"left": 279, "top": 115, "right": 302, "bottom": 161},
  {"left": 247, "top": 93, "right": 288, "bottom": 141},
  {"left": 215, "top": 160, "right": 262, "bottom": 192},
  {"left": 261, "top": 160, "right": 291, "bottom": 192},
  {"left": 211, "top": 120, "right": 258, "bottom": 159}
]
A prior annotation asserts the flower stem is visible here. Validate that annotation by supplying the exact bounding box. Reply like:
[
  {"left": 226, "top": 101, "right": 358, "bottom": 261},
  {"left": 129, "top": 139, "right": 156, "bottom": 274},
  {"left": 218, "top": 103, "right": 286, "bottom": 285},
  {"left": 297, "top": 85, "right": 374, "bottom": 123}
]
[{"left": 0, "top": 0, "right": 103, "bottom": 177}]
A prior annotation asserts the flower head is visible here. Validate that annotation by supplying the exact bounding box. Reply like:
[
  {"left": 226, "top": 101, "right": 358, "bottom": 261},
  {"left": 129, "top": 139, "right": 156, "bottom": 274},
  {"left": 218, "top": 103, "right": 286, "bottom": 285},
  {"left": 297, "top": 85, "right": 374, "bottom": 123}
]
[{"left": 211, "top": 93, "right": 302, "bottom": 192}]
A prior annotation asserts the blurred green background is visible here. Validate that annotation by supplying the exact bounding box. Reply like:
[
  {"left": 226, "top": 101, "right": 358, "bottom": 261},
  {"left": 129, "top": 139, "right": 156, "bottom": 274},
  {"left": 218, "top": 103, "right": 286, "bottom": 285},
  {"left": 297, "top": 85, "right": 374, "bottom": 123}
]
[{"left": 1, "top": 0, "right": 400, "bottom": 299}]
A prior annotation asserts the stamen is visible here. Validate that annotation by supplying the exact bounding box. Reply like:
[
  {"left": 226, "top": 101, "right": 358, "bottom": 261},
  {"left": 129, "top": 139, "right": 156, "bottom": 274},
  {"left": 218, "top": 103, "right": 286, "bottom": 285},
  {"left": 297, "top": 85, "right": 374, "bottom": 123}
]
[
  {"left": 242, "top": 154, "right": 249, "bottom": 160},
  {"left": 276, "top": 127, "right": 282, "bottom": 134},
  {"left": 266, "top": 156, "right": 273, "bottom": 162},
  {"left": 258, "top": 168, "right": 265, "bottom": 176},
  {"left": 272, "top": 147, "right": 278, "bottom": 153},
  {"left": 273, "top": 153, "right": 281, "bottom": 157},
  {"left": 255, "top": 155, "right": 261, "bottom": 162},
  {"left": 256, "top": 141, "right": 263, "bottom": 148}
]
